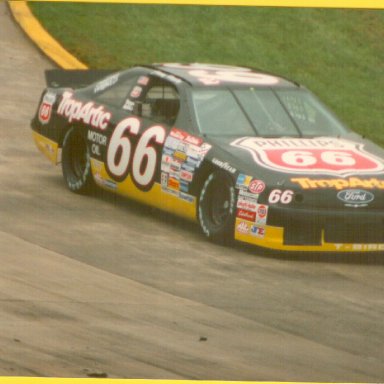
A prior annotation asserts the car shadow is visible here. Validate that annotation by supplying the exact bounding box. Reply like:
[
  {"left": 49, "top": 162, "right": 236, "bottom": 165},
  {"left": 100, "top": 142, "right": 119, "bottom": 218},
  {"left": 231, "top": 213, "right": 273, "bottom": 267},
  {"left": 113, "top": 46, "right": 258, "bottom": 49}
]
[{"left": 42, "top": 174, "right": 384, "bottom": 266}]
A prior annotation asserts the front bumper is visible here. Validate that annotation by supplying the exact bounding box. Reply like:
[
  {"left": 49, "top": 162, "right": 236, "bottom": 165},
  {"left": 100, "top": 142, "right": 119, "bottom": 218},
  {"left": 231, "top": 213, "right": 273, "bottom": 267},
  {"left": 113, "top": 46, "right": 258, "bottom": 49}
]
[{"left": 234, "top": 206, "right": 384, "bottom": 253}]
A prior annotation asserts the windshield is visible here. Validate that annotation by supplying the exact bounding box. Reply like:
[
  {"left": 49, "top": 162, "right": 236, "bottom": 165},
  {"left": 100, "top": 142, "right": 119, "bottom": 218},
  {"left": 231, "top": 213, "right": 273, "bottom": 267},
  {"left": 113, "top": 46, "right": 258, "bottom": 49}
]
[{"left": 192, "top": 87, "right": 349, "bottom": 137}]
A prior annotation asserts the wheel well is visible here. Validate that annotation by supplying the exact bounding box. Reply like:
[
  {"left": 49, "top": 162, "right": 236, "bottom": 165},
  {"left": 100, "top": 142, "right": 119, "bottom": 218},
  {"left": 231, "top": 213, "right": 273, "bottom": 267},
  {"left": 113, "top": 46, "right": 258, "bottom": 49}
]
[
  {"left": 191, "top": 162, "right": 215, "bottom": 198},
  {"left": 192, "top": 162, "right": 237, "bottom": 214},
  {"left": 59, "top": 123, "right": 87, "bottom": 148},
  {"left": 61, "top": 125, "right": 94, "bottom": 194},
  {"left": 196, "top": 167, "right": 237, "bottom": 243}
]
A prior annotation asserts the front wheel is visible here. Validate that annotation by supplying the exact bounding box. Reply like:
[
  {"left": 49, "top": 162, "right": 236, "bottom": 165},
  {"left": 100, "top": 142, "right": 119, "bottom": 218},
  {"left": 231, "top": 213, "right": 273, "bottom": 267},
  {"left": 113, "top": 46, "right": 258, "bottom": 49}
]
[
  {"left": 198, "top": 171, "right": 236, "bottom": 243},
  {"left": 61, "top": 127, "right": 94, "bottom": 194}
]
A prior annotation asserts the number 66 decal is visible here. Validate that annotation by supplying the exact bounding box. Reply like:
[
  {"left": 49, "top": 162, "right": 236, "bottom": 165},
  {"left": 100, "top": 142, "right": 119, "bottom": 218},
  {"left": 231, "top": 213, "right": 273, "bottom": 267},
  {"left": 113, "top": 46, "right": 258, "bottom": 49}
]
[
  {"left": 268, "top": 189, "right": 294, "bottom": 204},
  {"left": 106, "top": 117, "right": 166, "bottom": 189}
]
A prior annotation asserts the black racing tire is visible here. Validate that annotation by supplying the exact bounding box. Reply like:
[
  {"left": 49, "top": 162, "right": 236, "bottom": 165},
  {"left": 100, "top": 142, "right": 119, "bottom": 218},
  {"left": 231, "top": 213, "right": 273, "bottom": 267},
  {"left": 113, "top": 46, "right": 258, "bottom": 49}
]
[
  {"left": 198, "top": 170, "right": 236, "bottom": 243},
  {"left": 61, "top": 127, "right": 94, "bottom": 194}
]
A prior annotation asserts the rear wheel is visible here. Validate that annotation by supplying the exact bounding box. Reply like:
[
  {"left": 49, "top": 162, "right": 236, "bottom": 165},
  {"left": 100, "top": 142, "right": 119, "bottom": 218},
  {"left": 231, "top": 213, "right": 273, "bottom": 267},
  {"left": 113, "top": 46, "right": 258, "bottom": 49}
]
[
  {"left": 198, "top": 171, "right": 236, "bottom": 243},
  {"left": 61, "top": 127, "right": 94, "bottom": 194}
]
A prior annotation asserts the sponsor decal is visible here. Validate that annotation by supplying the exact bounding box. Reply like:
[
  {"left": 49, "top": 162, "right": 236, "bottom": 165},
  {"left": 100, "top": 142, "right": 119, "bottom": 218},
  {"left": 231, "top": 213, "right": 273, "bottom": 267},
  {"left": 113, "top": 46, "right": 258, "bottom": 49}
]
[
  {"left": 180, "top": 181, "right": 190, "bottom": 193},
  {"left": 165, "top": 64, "right": 280, "bottom": 86},
  {"left": 38, "top": 92, "right": 56, "bottom": 124},
  {"left": 248, "top": 179, "right": 265, "bottom": 194},
  {"left": 137, "top": 76, "right": 150, "bottom": 86},
  {"left": 164, "top": 136, "right": 181, "bottom": 150},
  {"left": 93, "top": 172, "right": 103, "bottom": 183},
  {"left": 179, "top": 192, "right": 194, "bottom": 203},
  {"left": 87, "top": 131, "right": 107, "bottom": 146},
  {"left": 335, "top": 243, "right": 384, "bottom": 251},
  {"left": 180, "top": 170, "right": 193, "bottom": 182},
  {"left": 236, "top": 221, "right": 250, "bottom": 234},
  {"left": 237, "top": 209, "right": 256, "bottom": 222},
  {"left": 239, "top": 189, "right": 260, "bottom": 200},
  {"left": 161, "top": 155, "right": 172, "bottom": 171},
  {"left": 337, "top": 189, "right": 374, "bottom": 207},
  {"left": 197, "top": 143, "right": 212, "bottom": 155},
  {"left": 169, "top": 170, "right": 180, "bottom": 181},
  {"left": 170, "top": 128, "right": 189, "bottom": 141},
  {"left": 251, "top": 225, "right": 266, "bottom": 238},
  {"left": 57, "top": 91, "right": 111, "bottom": 130},
  {"left": 163, "top": 147, "right": 175, "bottom": 157},
  {"left": 161, "top": 172, "right": 168, "bottom": 189},
  {"left": 94, "top": 73, "right": 119, "bottom": 93},
  {"left": 130, "top": 86, "right": 143, "bottom": 98},
  {"left": 104, "top": 179, "right": 118, "bottom": 190},
  {"left": 177, "top": 142, "right": 188, "bottom": 153},
  {"left": 91, "top": 158, "right": 103, "bottom": 171},
  {"left": 162, "top": 154, "right": 173, "bottom": 164},
  {"left": 181, "top": 163, "right": 195, "bottom": 173},
  {"left": 187, "top": 146, "right": 203, "bottom": 158},
  {"left": 236, "top": 174, "right": 252, "bottom": 189},
  {"left": 255, "top": 204, "right": 268, "bottom": 225},
  {"left": 150, "top": 70, "right": 182, "bottom": 84},
  {"left": 186, "top": 157, "right": 200, "bottom": 168},
  {"left": 185, "top": 135, "right": 203, "bottom": 146},
  {"left": 212, "top": 158, "right": 237, "bottom": 174},
  {"left": 161, "top": 163, "right": 171, "bottom": 173},
  {"left": 122, "top": 99, "right": 135, "bottom": 111},
  {"left": 291, "top": 177, "right": 384, "bottom": 190},
  {"left": 268, "top": 189, "right": 294, "bottom": 204},
  {"left": 91, "top": 143, "right": 101, "bottom": 156},
  {"left": 168, "top": 177, "right": 180, "bottom": 190},
  {"left": 39, "top": 141, "right": 55, "bottom": 155},
  {"left": 170, "top": 128, "right": 203, "bottom": 146},
  {"left": 94, "top": 173, "right": 117, "bottom": 190},
  {"left": 170, "top": 161, "right": 182, "bottom": 172},
  {"left": 174, "top": 151, "right": 188, "bottom": 162},
  {"left": 163, "top": 187, "right": 179, "bottom": 197},
  {"left": 190, "top": 70, "right": 279, "bottom": 86},
  {"left": 231, "top": 137, "right": 384, "bottom": 177},
  {"left": 237, "top": 197, "right": 258, "bottom": 212}
]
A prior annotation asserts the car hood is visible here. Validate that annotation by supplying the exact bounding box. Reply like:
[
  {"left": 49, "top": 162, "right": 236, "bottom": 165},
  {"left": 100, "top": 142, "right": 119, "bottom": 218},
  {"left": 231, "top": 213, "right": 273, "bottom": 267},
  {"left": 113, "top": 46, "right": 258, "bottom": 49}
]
[{"left": 205, "top": 133, "right": 384, "bottom": 209}]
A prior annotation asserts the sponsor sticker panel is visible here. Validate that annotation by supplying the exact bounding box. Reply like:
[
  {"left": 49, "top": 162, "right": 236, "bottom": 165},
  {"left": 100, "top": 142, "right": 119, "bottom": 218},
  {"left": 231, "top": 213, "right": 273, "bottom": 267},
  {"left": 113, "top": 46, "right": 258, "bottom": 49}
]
[
  {"left": 234, "top": 173, "right": 268, "bottom": 237},
  {"left": 160, "top": 128, "right": 211, "bottom": 202}
]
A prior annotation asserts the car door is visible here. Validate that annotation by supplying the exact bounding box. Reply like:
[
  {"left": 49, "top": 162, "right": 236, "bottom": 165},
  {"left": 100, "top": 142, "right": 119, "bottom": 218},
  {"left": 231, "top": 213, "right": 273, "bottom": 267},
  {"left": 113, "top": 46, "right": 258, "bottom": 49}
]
[{"left": 98, "top": 73, "right": 183, "bottom": 197}]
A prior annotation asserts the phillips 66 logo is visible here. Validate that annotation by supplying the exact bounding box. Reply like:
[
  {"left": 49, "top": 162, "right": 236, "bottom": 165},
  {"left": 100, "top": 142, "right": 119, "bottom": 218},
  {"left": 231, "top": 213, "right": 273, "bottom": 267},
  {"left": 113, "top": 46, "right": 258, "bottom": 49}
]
[
  {"left": 38, "top": 92, "right": 56, "bottom": 124},
  {"left": 231, "top": 137, "right": 384, "bottom": 177}
]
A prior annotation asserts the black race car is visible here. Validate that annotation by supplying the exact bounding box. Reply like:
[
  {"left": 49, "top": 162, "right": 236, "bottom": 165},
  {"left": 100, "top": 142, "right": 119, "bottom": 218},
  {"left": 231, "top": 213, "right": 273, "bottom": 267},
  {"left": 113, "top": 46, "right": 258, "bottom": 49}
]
[{"left": 32, "top": 63, "right": 384, "bottom": 253}]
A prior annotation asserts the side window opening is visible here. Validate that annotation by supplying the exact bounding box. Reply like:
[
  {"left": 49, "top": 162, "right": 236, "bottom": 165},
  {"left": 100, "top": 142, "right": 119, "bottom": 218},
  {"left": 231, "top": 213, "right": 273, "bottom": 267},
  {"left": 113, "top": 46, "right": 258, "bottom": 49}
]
[
  {"left": 140, "top": 80, "right": 180, "bottom": 125},
  {"left": 94, "top": 76, "right": 137, "bottom": 107}
]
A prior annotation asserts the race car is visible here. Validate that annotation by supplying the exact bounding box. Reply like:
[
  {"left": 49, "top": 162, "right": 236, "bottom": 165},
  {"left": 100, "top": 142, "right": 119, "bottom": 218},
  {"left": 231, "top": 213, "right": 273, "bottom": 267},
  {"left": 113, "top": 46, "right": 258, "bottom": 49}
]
[{"left": 31, "top": 63, "right": 384, "bottom": 253}]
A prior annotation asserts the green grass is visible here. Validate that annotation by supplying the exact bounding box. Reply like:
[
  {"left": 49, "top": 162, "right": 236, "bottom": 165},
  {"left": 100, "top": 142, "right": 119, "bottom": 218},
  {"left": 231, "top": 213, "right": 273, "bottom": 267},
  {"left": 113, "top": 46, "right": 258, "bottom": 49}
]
[{"left": 30, "top": 4, "right": 384, "bottom": 145}]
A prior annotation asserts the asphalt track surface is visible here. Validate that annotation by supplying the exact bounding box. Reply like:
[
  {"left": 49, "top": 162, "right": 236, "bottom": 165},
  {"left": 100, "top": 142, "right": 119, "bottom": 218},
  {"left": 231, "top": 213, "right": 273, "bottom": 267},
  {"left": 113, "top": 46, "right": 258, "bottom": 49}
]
[{"left": 1, "top": 2, "right": 384, "bottom": 381}]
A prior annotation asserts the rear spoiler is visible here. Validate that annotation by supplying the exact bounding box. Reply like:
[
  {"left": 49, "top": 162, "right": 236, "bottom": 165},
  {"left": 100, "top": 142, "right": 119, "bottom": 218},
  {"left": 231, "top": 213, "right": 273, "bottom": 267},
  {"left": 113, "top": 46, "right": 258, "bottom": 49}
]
[{"left": 45, "top": 69, "right": 119, "bottom": 88}]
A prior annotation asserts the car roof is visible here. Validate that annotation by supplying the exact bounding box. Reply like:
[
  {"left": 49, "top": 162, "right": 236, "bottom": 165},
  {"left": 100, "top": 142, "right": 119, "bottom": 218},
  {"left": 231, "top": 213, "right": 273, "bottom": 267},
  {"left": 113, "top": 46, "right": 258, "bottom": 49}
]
[{"left": 144, "top": 63, "right": 299, "bottom": 88}]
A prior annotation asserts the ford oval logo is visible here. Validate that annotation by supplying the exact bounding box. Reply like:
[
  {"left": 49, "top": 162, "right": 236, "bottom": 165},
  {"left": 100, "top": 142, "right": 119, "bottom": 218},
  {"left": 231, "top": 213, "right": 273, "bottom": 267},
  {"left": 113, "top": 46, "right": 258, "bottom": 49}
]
[{"left": 337, "top": 189, "right": 374, "bottom": 207}]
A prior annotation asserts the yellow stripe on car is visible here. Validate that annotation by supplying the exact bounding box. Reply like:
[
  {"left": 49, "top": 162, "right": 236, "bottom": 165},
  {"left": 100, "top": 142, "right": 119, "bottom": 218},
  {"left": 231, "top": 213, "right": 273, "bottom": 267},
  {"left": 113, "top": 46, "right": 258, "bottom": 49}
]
[
  {"left": 32, "top": 131, "right": 60, "bottom": 165},
  {"left": 90, "top": 158, "right": 197, "bottom": 221}
]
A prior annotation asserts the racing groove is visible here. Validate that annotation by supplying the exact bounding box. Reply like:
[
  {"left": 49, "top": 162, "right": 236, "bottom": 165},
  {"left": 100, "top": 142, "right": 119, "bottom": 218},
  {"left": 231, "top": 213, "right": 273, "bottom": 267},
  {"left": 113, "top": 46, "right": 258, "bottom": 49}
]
[{"left": 0, "top": 2, "right": 384, "bottom": 381}]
